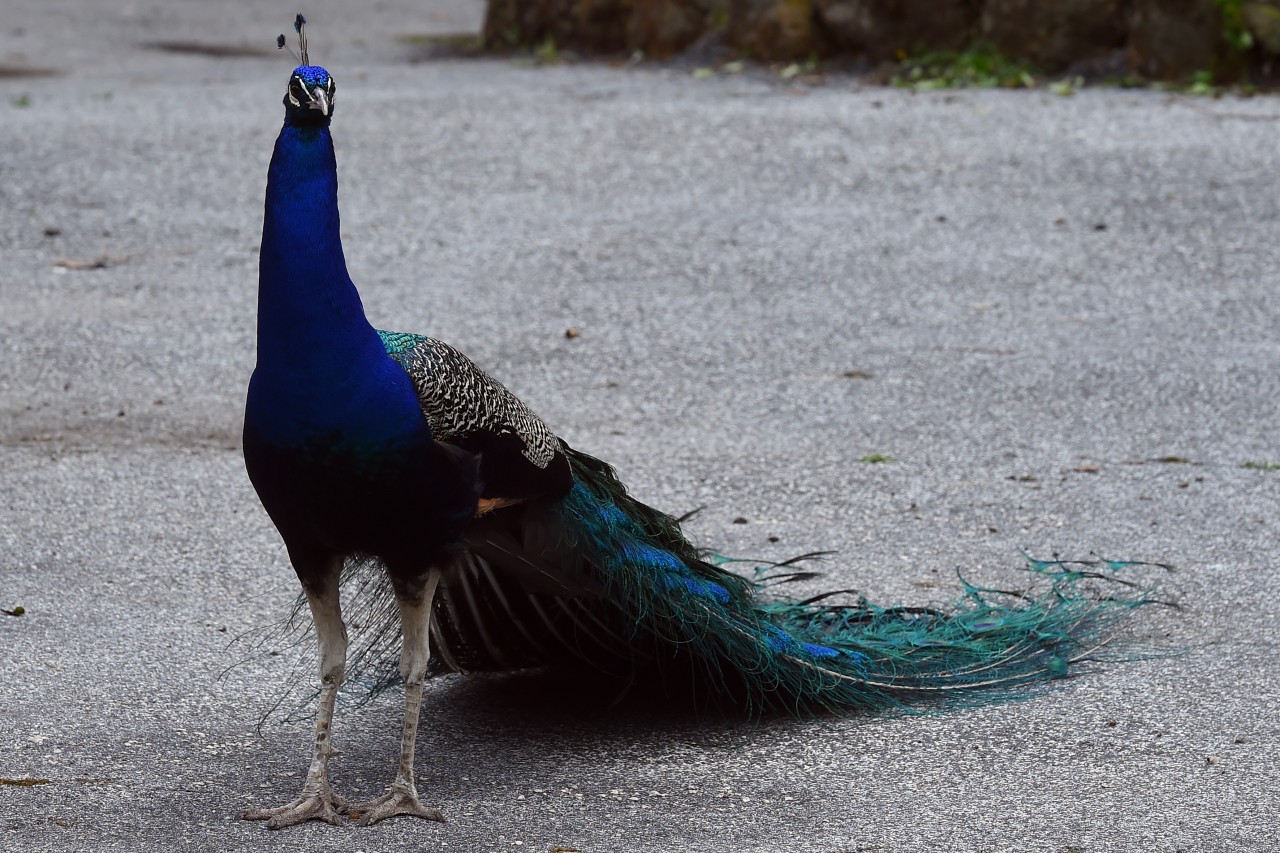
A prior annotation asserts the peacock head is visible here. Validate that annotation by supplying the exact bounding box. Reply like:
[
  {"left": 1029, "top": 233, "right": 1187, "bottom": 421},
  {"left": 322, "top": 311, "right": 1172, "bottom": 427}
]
[
  {"left": 277, "top": 14, "right": 334, "bottom": 126},
  {"left": 283, "top": 65, "right": 336, "bottom": 125}
]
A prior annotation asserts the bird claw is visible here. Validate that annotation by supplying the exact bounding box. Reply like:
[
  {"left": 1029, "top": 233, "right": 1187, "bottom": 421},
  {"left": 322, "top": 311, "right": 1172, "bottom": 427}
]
[
  {"left": 243, "top": 788, "right": 347, "bottom": 829},
  {"left": 345, "top": 787, "right": 445, "bottom": 826}
]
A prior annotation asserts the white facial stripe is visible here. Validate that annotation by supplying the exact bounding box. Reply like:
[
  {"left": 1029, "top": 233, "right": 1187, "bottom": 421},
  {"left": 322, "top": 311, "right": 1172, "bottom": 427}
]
[{"left": 286, "top": 75, "right": 334, "bottom": 111}]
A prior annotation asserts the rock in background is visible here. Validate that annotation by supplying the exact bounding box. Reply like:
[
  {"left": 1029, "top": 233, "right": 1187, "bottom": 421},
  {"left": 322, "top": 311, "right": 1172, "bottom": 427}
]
[
  {"left": 727, "top": 0, "right": 828, "bottom": 60},
  {"left": 1244, "top": 0, "right": 1280, "bottom": 55},
  {"left": 981, "top": 0, "right": 1128, "bottom": 72},
  {"left": 482, "top": 0, "right": 1278, "bottom": 82},
  {"left": 813, "top": 0, "right": 979, "bottom": 61},
  {"left": 484, "top": 0, "right": 725, "bottom": 58},
  {"left": 1127, "top": 0, "right": 1226, "bottom": 80},
  {"left": 630, "top": 0, "right": 726, "bottom": 56}
]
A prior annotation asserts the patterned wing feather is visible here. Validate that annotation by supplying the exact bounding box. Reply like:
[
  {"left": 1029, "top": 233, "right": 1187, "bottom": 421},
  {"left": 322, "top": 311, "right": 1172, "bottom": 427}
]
[{"left": 378, "top": 330, "right": 572, "bottom": 500}]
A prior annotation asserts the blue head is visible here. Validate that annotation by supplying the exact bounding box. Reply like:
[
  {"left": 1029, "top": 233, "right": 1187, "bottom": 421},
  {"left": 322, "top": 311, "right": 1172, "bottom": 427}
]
[
  {"left": 277, "top": 14, "right": 335, "bottom": 127},
  {"left": 283, "top": 65, "right": 336, "bottom": 126}
]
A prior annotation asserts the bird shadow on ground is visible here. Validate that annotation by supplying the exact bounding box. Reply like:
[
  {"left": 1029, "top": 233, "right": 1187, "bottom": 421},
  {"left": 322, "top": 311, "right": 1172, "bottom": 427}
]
[
  {"left": 284, "top": 667, "right": 833, "bottom": 803},
  {"left": 226, "top": 670, "right": 827, "bottom": 833}
]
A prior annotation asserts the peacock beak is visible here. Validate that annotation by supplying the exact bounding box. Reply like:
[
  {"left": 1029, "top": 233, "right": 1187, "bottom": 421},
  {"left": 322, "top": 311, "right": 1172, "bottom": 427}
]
[{"left": 309, "top": 87, "right": 330, "bottom": 117}]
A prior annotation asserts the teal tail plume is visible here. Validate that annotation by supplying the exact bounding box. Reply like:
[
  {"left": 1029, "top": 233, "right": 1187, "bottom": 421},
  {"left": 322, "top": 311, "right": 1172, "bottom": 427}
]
[
  {"left": 531, "top": 450, "right": 1163, "bottom": 713},
  {"left": 250, "top": 448, "right": 1165, "bottom": 720}
]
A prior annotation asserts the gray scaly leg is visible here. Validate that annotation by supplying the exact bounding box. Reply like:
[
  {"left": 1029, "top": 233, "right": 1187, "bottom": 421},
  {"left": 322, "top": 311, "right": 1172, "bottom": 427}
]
[
  {"left": 244, "top": 564, "right": 349, "bottom": 828},
  {"left": 347, "top": 569, "right": 445, "bottom": 825}
]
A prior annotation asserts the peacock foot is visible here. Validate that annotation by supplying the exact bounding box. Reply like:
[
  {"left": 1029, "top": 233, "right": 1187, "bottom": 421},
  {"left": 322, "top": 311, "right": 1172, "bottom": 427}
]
[
  {"left": 345, "top": 785, "right": 445, "bottom": 826},
  {"left": 243, "top": 787, "right": 348, "bottom": 829}
]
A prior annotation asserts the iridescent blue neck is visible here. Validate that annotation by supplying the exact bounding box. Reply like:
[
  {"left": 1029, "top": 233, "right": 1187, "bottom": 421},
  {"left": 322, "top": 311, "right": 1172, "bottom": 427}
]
[
  {"left": 257, "top": 124, "right": 373, "bottom": 361},
  {"left": 251, "top": 121, "right": 435, "bottom": 456}
]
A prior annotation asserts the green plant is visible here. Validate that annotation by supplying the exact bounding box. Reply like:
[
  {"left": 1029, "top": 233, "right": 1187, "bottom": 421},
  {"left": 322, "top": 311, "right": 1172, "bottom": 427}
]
[
  {"left": 534, "top": 35, "right": 560, "bottom": 64},
  {"left": 859, "top": 454, "right": 894, "bottom": 464},
  {"left": 892, "top": 45, "right": 1039, "bottom": 91},
  {"left": 1049, "top": 76, "right": 1085, "bottom": 96},
  {"left": 1217, "top": 0, "right": 1255, "bottom": 53},
  {"left": 1188, "top": 68, "right": 1218, "bottom": 95}
]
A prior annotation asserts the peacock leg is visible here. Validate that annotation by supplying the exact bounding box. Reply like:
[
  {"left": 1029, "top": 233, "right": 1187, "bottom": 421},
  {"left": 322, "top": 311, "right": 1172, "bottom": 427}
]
[
  {"left": 347, "top": 569, "right": 445, "bottom": 826},
  {"left": 244, "top": 562, "right": 349, "bottom": 828}
]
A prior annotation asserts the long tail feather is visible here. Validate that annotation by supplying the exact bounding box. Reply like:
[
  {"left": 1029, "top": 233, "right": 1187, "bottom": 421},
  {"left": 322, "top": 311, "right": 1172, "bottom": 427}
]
[
  {"left": 538, "top": 448, "right": 1163, "bottom": 713},
  {"left": 249, "top": 446, "right": 1165, "bottom": 718}
]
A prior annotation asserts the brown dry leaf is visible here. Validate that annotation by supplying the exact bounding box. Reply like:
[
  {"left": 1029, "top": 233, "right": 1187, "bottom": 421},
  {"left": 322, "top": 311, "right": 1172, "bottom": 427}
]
[{"left": 52, "top": 256, "right": 117, "bottom": 270}]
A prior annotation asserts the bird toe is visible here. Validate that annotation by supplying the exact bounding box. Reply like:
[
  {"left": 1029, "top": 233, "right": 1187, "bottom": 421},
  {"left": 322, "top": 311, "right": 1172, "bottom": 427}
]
[
  {"left": 244, "top": 790, "right": 345, "bottom": 828},
  {"left": 346, "top": 789, "right": 445, "bottom": 826}
]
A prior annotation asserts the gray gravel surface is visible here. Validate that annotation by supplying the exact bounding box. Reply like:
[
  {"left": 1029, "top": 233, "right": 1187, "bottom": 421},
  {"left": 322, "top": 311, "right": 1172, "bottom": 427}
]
[{"left": 2, "top": 2, "right": 1278, "bottom": 852}]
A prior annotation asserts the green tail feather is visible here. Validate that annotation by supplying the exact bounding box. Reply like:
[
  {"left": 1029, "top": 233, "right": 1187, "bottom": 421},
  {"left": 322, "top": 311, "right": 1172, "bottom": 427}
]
[
  {"left": 241, "top": 447, "right": 1167, "bottom": 721},
  {"left": 549, "top": 449, "right": 1165, "bottom": 713}
]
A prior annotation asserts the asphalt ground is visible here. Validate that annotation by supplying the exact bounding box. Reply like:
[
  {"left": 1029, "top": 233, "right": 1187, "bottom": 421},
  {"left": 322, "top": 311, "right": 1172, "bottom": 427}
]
[{"left": 1, "top": 2, "right": 1277, "bottom": 851}]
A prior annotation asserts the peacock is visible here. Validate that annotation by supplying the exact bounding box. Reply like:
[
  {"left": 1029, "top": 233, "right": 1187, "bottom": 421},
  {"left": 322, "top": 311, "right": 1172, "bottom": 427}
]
[{"left": 241, "top": 16, "right": 1161, "bottom": 829}]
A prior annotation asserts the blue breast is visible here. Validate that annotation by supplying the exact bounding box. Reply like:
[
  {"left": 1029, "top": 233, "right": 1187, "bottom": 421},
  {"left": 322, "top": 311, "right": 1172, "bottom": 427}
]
[{"left": 244, "top": 120, "right": 465, "bottom": 559}]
